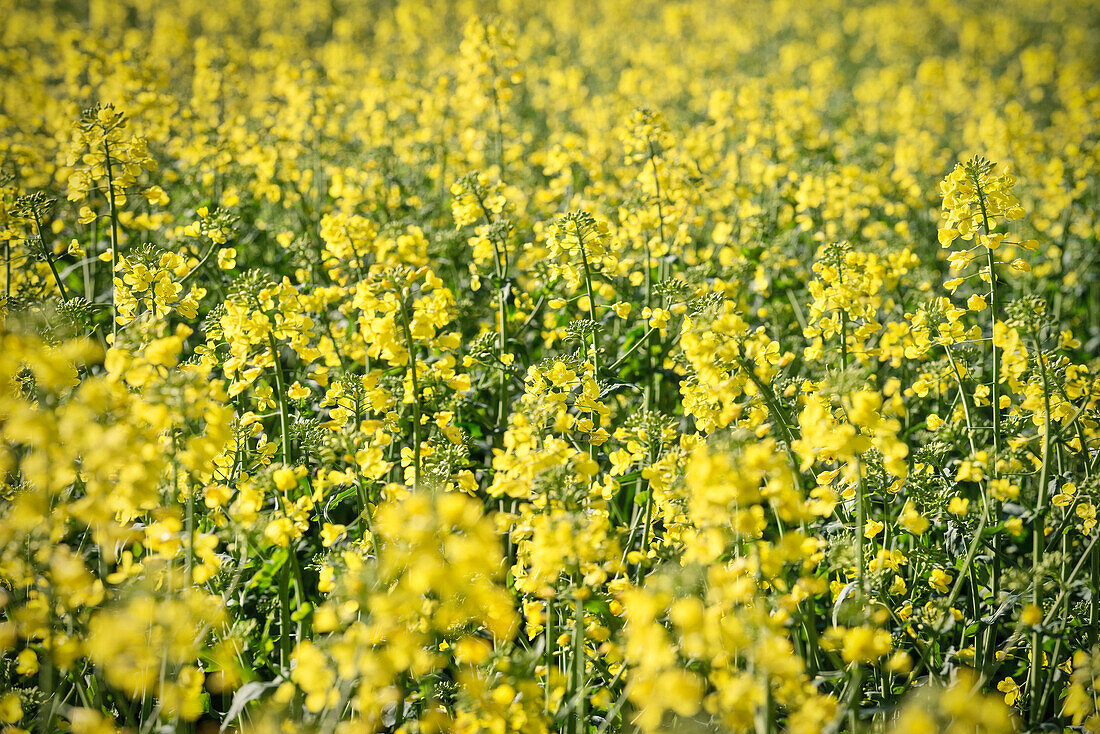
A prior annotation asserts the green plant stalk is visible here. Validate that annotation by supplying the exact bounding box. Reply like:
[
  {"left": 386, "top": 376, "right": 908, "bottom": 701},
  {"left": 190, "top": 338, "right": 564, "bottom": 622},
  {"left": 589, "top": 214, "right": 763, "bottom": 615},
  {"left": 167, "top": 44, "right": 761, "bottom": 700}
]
[
  {"left": 472, "top": 189, "right": 510, "bottom": 429},
  {"left": 573, "top": 219, "right": 599, "bottom": 378},
  {"left": 266, "top": 333, "right": 310, "bottom": 661},
  {"left": 837, "top": 259, "right": 849, "bottom": 371},
  {"left": 989, "top": 531, "right": 1100, "bottom": 673},
  {"left": 85, "top": 216, "right": 97, "bottom": 301},
  {"left": 496, "top": 282, "right": 508, "bottom": 423},
  {"left": 635, "top": 486, "right": 654, "bottom": 585},
  {"left": 37, "top": 584, "right": 56, "bottom": 734},
  {"left": 942, "top": 345, "right": 981, "bottom": 456},
  {"left": 268, "top": 334, "right": 293, "bottom": 465},
  {"left": 572, "top": 219, "right": 596, "bottom": 732},
  {"left": 545, "top": 597, "right": 555, "bottom": 715},
  {"left": 734, "top": 348, "right": 804, "bottom": 494},
  {"left": 395, "top": 288, "right": 422, "bottom": 487},
  {"left": 1092, "top": 546, "right": 1100, "bottom": 649},
  {"left": 840, "top": 309, "right": 849, "bottom": 370},
  {"left": 756, "top": 677, "right": 776, "bottom": 734},
  {"left": 942, "top": 341, "right": 1003, "bottom": 671},
  {"left": 648, "top": 143, "right": 667, "bottom": 260},
  {"left": 856, "top": 459, "right": 866, "bottom": 601},
  {"left": 103, "top": 140, "right": 121, "bottom": 340},
  {"left": 1028, "top": 332, "right": 1052, "bottom": 724},
  {"left": 490, "top": 233, "right": 509, "bottom": 428},
  {"left": 594, "top": 669, "right": 629, "bottom": 734},
  {"left": 796, "top": 523, "right": 821, "bottom": 675},
  {"left": 33, "top": 212, "right": 69, "bottom": 303},
  {"left": 931, "top": 509, "right": 990, "bottom": 652},
  {"left": 483, "top": 30, "right": 506, "bottom": 177},
  {"left": 976, "top": 180, "right": 1003, "bottom": 678},
  {"left": 643, "top": 237, "right": 654, "bottom": 410},
  {"left": 278, "top": 547, "right": 292, "bottom": 671},
  {"left": 1036, "top": 625, "right": 1066, "bottom": 724},
  {"left": 610, "top": 326, "right": 657, "bottom": 373},
  {"left": 182, "top": 461, "right": 194, "bottom": 585},
  {"left": 572, "top": 589, "right": 585, "bottom": 734},
  {"left": 843, "top": 664, "right": 864, "bottom": 733},
  {"left": 352, "top": 465, "right": 382, "bottom": 561},
  {"left": 646, "top": 143, "right": 665, "bottom": 409}
]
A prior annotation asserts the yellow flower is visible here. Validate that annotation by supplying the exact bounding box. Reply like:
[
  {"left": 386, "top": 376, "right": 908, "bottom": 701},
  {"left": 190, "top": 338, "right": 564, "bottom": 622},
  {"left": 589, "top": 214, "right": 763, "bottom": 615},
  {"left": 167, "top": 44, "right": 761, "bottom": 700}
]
[
  {"left": 899, "top": 502, "right": 929, "bottom": 536},
  {"left": 948, "top": 496, "right": 970, "bottom": 516},
  {"left": 15, "top": 649, "right": 38, "bottom": 677},
  {"left": 273, "top": 466, "right": 299, "bottom": 492},
  {"left": 997, "top": 677, "right": 1021, "bottom": 706},
  {"left": 1052, "top": 482, "right": 1076, "bottom": 508},
  {"left": 929, "top": 568, "right": 952, "bottom": 594},
  {"left": 142, "top": 185, "right": 169, "bottom": 205},
  {"left": 264, "top": 517, "right": 295, "bottom": 547},
  {"left": 321, "top": 523, "right": 346, "bottom": 548},
  {"left": 838, "top": 626, "right": 893, "bottom": 664},
  {"left": 0, "top": 693, "right": 22, "bottom": 723}
]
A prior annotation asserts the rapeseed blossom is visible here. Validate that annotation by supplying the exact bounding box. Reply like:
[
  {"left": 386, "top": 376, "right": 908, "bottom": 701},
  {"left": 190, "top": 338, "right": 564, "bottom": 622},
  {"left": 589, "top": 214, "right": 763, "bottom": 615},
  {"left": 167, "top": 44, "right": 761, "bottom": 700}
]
[{"left": 2, "top": 1, "right": 1099, "bottom": 732}]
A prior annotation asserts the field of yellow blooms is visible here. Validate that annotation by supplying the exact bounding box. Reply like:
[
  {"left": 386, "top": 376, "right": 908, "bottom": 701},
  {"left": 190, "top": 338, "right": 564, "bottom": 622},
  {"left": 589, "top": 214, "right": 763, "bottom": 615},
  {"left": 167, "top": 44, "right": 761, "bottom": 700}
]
[{"left": 2, "top": 0, "right": 1100, "bottom": 732}]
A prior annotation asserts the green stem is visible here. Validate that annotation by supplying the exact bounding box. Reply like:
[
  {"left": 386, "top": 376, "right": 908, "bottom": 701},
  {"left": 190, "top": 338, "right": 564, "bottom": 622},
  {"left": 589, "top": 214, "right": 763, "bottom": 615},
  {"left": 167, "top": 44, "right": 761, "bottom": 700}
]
[
  {"left": 646, "top": 144, "right": 664, "bottom": 409},
  {"left": 33, "top": 212, "right": 68, "bottom": 303},
  {"left": 1028, "top": 331, "right": 1053, "bottom": 723},
  {"left": 648, "top": 142, "right": 667, "bottom": 258},
  {"left": 545, "top": 597, "right": 555, "bottom": 715},
  {"left": 976, "top": 179, "right": 1004, "bottom": 678},
  {"left": 265, "top": 332, "right": 309, "bottom": 664},
  {"left": 609, "top": 327, "right": 657, "bottom": 373},
  {"left": 931, "top": 509, "right": 990, "bottom": 646},
  {"left": 182, "top": 461, "right": 193, "bottom": 585},
  {"left": 574, "top": 219, "right": 598, "bottom": 377},
  {"left": 734, "top": 347, "right": 804, "bottom": 493},
  {"left": 278, "top": 548, "right": 292, "bottom": 671},
  {"left": 267, "top": 334, "right": 293, "bottom": 464},
  {"left": 840, "top": 309, "right": 849, "bottom": 370},
  {"left": 103, "top": 140, "right": 121, "bottom": 340},
  {"left": 572, "top": 589, "right": 585, "bottom": 734},
  {"left": 856, "top": 459, "right": 866, "bottom": 601},
  {"left": 84, "top": 216, "right": 96, "bottom": 301},
  {"left": 395, "top": 288, "right": 422, "bottom": 487},
  {"left": 635, "top": 476, "right": 654, "bottom": 585}
]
